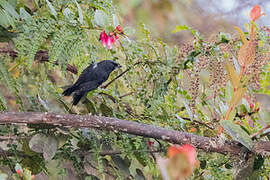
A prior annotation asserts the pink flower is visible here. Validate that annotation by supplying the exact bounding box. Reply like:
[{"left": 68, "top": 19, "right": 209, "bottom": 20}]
[
  {"left": 107, "top": 35, "right": 115, "bottom": 49},
  {"left": 116, "top": 25, "right": 123, "bottom": 33},
  {"left": 100, "top": 30, "right": 108, "bottom": 48},
  {"left": 100, "top": 25, "right": 123, "bottom": 49}
]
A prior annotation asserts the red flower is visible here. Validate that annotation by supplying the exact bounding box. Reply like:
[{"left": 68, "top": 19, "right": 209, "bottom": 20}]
[
  {"left": 16, "top": 169, "right": 22, "bottom": 177},
  {"left": 148, "top": 140, "right": 154, "bottom": 148},
  {"left": 250, "top": 5, "right": 265, "bottom": 21}
]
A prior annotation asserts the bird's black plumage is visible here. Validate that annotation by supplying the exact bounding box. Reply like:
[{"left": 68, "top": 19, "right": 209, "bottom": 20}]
[{"left": 63, "top": 60, "right": 120, "bottom": 105}]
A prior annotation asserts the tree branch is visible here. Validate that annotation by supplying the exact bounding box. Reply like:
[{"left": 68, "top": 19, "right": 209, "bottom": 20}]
[
  {"left": 0, "top": 112, "right": 270, "bottom": 157},
  {"left": 0, "top": 48, "right": 78, "bottom": 74}
]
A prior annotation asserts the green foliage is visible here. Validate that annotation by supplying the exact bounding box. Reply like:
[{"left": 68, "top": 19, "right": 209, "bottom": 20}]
[
  {"left": 0, "top": 0, "right": 269, "bottom": 179},
  {"left": 0, "top": 59, "right": 24, "bottom": 110}
]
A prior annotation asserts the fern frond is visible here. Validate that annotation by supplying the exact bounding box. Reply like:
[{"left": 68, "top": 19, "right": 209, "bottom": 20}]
[
  {"left": 0, "top": 59, "right": 24, "bottom": 110},
  {"left": 15, "top": 17, "right": 56, "bottom": 67},
  {"left": 0, "top": 90, "right": 7, "bottom": 111}
]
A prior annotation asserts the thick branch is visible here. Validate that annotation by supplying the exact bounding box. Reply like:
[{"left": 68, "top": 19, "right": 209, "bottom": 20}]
[{"left": 0, "top": 112, "right": 270, "bottom": 156}]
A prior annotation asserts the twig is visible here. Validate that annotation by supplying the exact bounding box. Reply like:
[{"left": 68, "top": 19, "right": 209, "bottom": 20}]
[
  {"left": 251, "top": 124, "right": 270, "bottom": 139},
  {"left": 119, "top": 92, "right": 134, "bottom": 99},
  {"left": 0, "top": 135, "right": 29, "bottom": 141},
  {"left": 239, "top": 65, "right": 245, "bottom": 81},
  {"left": 101, "top": 60, "right": 166, "bottom": 89},
  {"left": 101, "top": 61, "right": 142, "bottom": 89},
  {"left": 224, "top": 105, "right": 234, "bottom": 121},
  {"left": 177, "top": 116, "right": 214, "bottom": 130},
  {"left": 192, "top": 120, "right": 214, "bottom": 130},
  {"left": 99, "top": 92, "right": 117, "bottom": 103},
  {"left": 95, "top": 149, "right": 162, "bottom": 156}
]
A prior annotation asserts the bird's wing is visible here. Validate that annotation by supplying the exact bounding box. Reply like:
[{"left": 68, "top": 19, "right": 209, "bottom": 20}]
[
  {"left": 77, "top": 81, "right": 100, "bottom": 94},
  {"left": 73, "top": 63, "right": 98, "bottom": 86}
]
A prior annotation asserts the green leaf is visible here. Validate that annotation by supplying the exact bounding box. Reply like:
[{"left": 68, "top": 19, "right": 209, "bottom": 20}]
[
  {"left": 171, "top": 25, "right": 191, "bottom": 33},
  {"left": 0, "top": 60, "right": 24, "bottom": 110},
  {"left": 0, "top": 90, "right": 7, "bottom": 111},
  {"left": 23, "top": 169, "right": 32, "bottom": 180},
  {"left": 45, "top": 0, "right": 57, "bottom": 18},
  {"left": 229, "top": 87, "right": 247, "bottom": 107},
  {"left": 29, "top": 134, "right": 58, "bottom": 161},
  {"left": 100, "top": 103, "right": 113, "bottom": 117},
  {"left": 21, "top": 155, "right": 43, "bottom": 174},
  {"left": 111, "top": 156, "right": 131, "bottom": 177},
  {"left": 0, "top": 10, "right": 9, "bottom": 27},
  {"left": 225, "top": 63, "right": 240, "bottom": 90},
  {"left": 184, "top": 102, "right": 193, "bottom": 121},
  {"left": 221, "top": 120, "right": 254, "bottom": 150},
  {"left": 73, "top": 0, "right": 83, "bottom": 24},
  {"left": 172, "top": 25, "right": 200, "bottom": 37},
  {"left": 8, "top": 0, "right": 16, "bottom": 8},
  {"left": 29, "top": 133, "right": 47, "bottom": 153},
  {"left": 0, "top": 9, "right": 15, "bottom": 28},
  {"left": 19, "top": 7, "right": 31, "bottom": 20},
  {"left": 4, "top": 10, "right": 15, "bottom": 27},
  {"left": 15, "top": 163, "right": 23, "bottom": 173},
  {"left": 112, "top": 14, "right": 119, "bottom": 27},
  {"left": 63, "top": 8, "right": 71, "bottom": 18},
  {"left": 83, "top": 98, "right": 96, "bottom": 114},
  {"left": 43, "top": 135, "right": 58, "bottom": 161},
  {"left": 234, "top": 26, "right": 248, "bottom": 44},
  {"left": 92, "top": 10, "right": 109, "bottom": 27},
  {"left": 0, "top": 0, "right": 19, "bottom": 19},
  {"left": 225, "top": 82, "right": 232, "bottom": 106}
]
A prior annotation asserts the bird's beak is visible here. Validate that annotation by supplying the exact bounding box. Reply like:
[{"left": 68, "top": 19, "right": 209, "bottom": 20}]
[{"left": 117, "top": 64, "right": 122, "bottom": 68}]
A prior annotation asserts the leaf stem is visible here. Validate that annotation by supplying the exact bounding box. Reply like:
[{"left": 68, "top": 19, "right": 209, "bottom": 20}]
[
  {"left": 224, "top": 105, "right": 234, "bottom": 121},
  {"left": 239, "top": 65, "right": 245, "bottom": 81}
]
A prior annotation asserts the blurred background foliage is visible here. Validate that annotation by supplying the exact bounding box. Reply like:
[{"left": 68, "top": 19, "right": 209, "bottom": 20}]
[
  {"left": 0, "top": 0, "right": 269, "bottom": 179},
  {"left": 115, "top": 0, "right": 269, "bottom": 44}
]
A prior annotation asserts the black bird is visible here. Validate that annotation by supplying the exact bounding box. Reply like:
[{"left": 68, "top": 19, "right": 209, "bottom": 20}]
[{"left": 63, "top": 60, "right": 121, "bottom": 105}]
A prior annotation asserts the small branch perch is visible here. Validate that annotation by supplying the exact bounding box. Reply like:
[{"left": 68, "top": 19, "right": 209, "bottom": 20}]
[{"left": 0, "top": 112, "right": 270, "bottom": 157}]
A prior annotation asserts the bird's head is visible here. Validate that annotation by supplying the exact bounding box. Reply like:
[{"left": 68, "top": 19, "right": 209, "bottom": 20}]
[
  {"left": 100, "top": 60, "right": 121, "bottom": 72},
  {"left": 111, "top": 60, "right": 121, "bottom": 69}
]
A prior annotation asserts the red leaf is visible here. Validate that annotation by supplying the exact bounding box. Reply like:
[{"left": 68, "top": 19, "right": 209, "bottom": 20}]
[
  {"left": 250, "top": 5, "right": 265, "bottom": 21},
  {"left": 168, "top": 144, "right": 197, "bottom": 165}
]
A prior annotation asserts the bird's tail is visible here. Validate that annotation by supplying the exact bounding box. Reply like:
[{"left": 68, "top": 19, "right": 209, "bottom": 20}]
[
  {"left": 72, "top": 93, "right": 84, "bottom": 105},
  {"left": 62, "top": 85, "right": 77, "bottom": 96}
]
